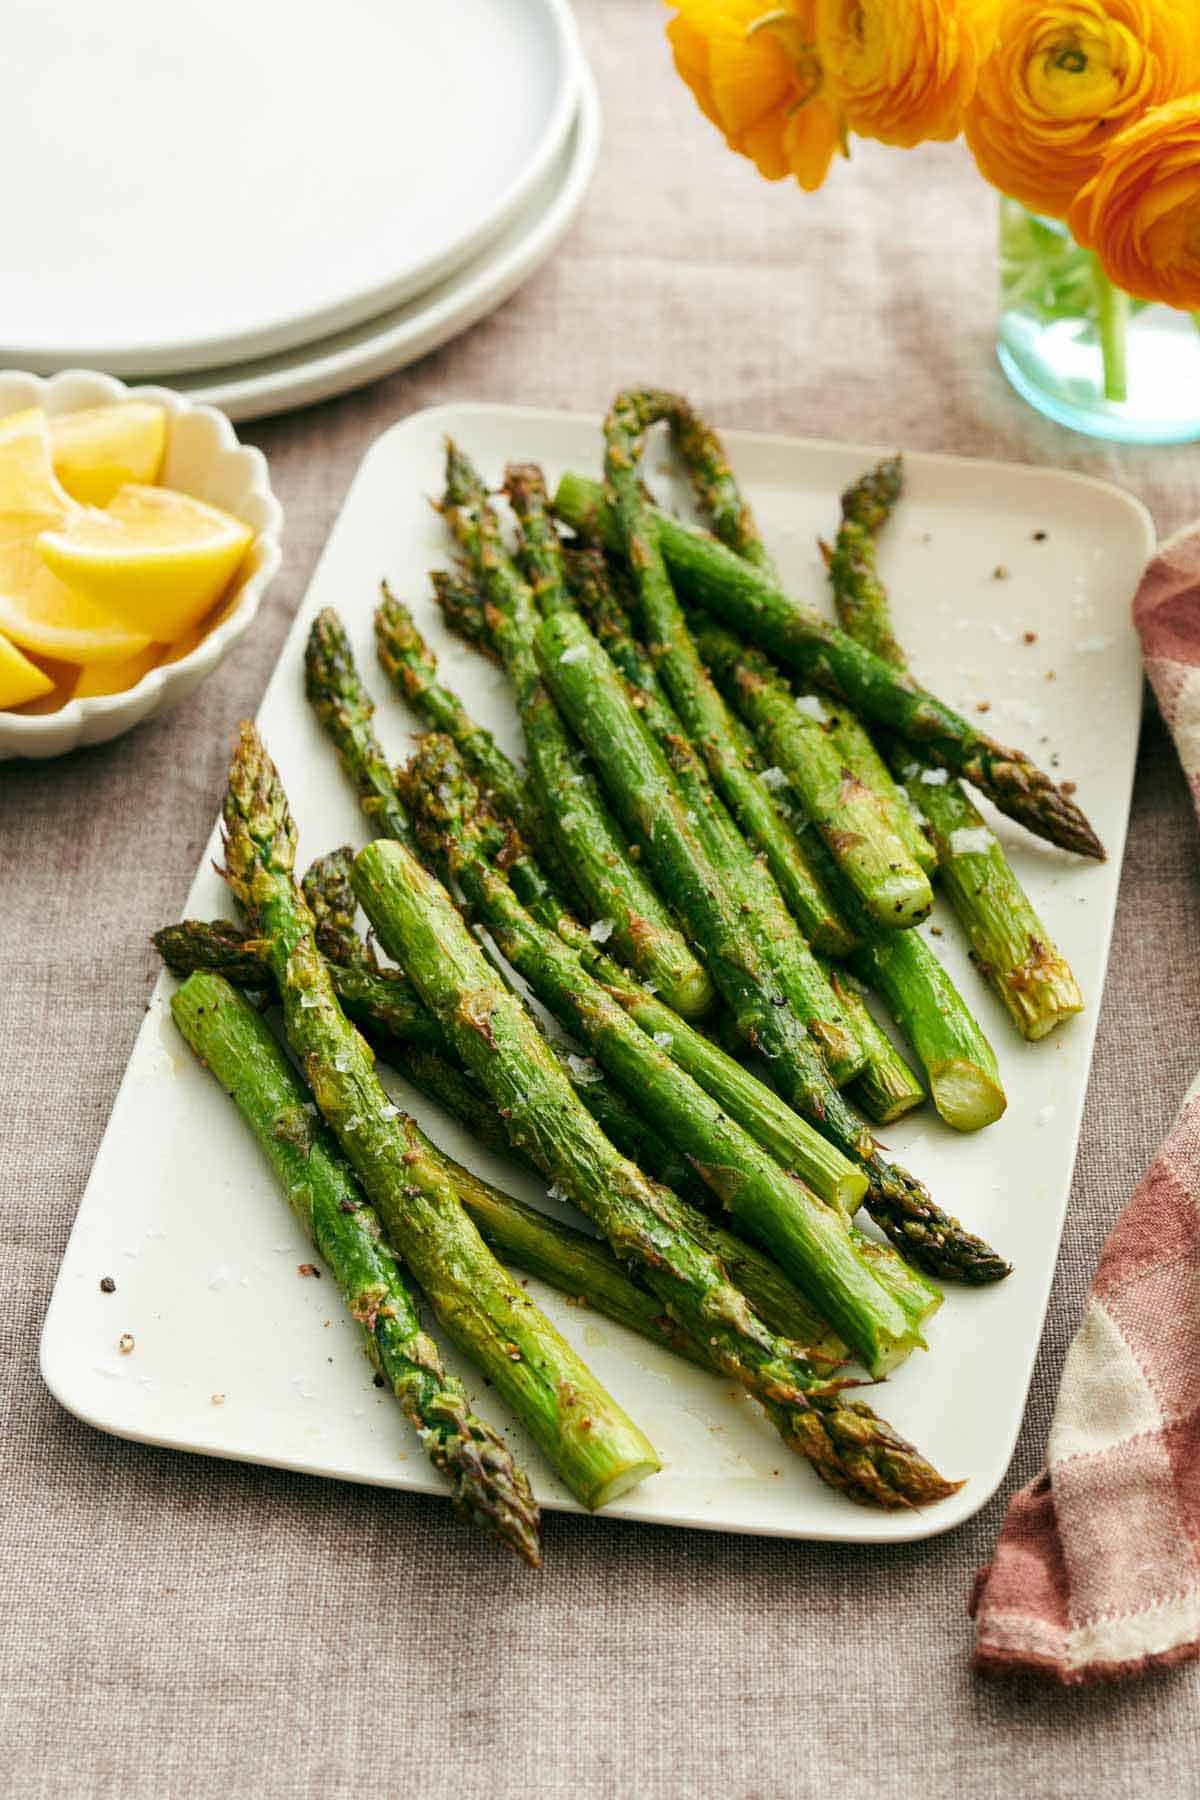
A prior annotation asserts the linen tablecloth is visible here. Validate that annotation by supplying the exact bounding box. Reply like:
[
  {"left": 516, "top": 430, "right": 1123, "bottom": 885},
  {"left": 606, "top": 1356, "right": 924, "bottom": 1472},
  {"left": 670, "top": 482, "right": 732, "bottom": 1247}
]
[{"left": 4, "top": 5, "right": 1200, "bottom": 1793}]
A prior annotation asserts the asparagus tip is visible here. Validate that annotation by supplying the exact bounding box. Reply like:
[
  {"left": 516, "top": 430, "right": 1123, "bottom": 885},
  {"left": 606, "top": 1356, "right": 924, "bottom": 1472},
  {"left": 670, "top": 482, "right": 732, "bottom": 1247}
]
[{"left": 788, "top": 1392, "right": 963, "bottom": 1509}]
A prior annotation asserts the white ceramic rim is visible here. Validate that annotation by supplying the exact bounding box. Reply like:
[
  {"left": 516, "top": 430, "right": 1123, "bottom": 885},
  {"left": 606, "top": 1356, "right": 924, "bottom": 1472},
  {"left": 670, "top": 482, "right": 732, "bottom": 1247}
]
[
  {"left": 6, "top": 0, "right": 583, "bottom": 377},
  {"left": 0, "top": 370, "right": 283, "bottom": 754},
  {"left": 172, "top": 68, "right": 602, "bottom": 424}
]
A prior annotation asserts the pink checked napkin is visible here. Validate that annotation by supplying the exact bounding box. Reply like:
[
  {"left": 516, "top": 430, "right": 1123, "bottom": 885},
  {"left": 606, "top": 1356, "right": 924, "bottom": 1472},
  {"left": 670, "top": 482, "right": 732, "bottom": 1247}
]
[{"left": 970, "top": 527, "right": 1200, "bottom": 1685}]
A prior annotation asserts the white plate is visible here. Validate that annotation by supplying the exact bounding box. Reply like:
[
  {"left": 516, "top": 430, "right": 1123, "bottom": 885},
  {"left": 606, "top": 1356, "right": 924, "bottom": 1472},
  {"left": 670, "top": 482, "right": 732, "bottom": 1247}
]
[
  {"left": 165, "top": 71, "right": 601, "bottom": 424},
  {"left": 40, "top": 404, "right": 1154, "bottom": 1544},
  {"left": 4, "top": 0, "right": 580, "bottom": 377}
]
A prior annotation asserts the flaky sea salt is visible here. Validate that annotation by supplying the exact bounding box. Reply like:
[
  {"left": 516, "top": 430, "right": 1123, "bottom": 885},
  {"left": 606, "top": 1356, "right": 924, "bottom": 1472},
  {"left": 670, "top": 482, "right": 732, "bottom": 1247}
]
[
  {"left": 919, "top": 767, "right": 949, "bottom": 786},
  {"left": 795, "top": 694, "right": 827, "bottom": 722},
  {"left": 653, "top": 1032, "right": 673, "bottom": 1049},
  {"left": 760, "top": 766, "right": 788, "bottom": 791},
  {"left": 589, "top": 918, "right": 615, "bottom": 944},
  {"left": 379, "top": 1103, "right": 401, "bottom": 1120},
  {"left": 559, "top": 643, "right": 588, "bottom": 666},
  {"left": 949, "top": 826, "right": 993, "bottom": 857},
  {"left": 566, "top": 1054, "right": 601, "bottom": 1084}
]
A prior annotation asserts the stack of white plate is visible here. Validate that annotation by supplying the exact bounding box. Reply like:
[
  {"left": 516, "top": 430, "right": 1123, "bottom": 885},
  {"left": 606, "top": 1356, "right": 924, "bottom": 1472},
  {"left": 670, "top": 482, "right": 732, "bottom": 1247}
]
[{"left": 4, "top": 0, "right": 599, "bottom": 421}]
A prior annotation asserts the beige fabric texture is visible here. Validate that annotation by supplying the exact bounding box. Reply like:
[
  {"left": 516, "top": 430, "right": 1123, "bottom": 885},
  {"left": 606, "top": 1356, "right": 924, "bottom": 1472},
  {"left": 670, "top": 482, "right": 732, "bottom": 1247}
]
[{"left": 4, "top": 5, "right": 1200, "bottom": 1793}]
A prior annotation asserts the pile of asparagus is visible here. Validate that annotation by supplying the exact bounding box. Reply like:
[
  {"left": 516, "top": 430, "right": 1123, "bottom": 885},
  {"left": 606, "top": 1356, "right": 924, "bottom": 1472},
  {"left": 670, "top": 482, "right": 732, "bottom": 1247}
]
[{"left": 157, "top": 391, "right": 1098, "bottom": 1566}]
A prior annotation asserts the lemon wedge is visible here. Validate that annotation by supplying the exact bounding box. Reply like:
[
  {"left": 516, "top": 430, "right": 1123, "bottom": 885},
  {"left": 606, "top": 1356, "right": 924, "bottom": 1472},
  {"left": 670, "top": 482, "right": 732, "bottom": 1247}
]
[
  {"left": 37, "top": 484, "right": 253, "bottom": 642},
  {"left": 0, "top": 528, "right": 152, "bottom": 665},
  {"left": 50, "top": 403, "right": 167, "bottom": 507},
  {"left": 0, "top": 632, "right": 56, "bottom": 709},
  {"left": 0, "top": 407, "right": 77, "bottom": 519},
  {"left": 72, "top": 644, "right": 163, "bottom": 699}
]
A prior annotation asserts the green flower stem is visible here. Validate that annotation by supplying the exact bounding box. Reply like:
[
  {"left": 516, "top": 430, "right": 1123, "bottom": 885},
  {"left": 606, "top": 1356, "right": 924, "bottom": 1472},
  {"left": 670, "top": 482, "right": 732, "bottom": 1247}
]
[{"left": 1092, "top": 255, "right": 1129, "bottom": 404}]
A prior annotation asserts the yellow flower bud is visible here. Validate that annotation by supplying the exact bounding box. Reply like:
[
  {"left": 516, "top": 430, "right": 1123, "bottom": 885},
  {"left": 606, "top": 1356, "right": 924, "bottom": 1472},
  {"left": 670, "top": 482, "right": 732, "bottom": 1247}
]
[
  {"left": 815, "top": 0, "right": 1000, "bottom": 148},
  {"left": 1070, "top": 95, "right": 1200, "bottom": 308},
  {"left": 664, "top": 0, "right": 843, "bottom": 190},
  {"left": 964, "top": 0, "right": 1200, "bottom": 220}
]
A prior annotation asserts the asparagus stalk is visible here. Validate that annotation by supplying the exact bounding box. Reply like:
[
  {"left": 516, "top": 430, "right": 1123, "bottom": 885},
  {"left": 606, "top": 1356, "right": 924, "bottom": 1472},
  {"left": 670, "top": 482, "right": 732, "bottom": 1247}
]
[
  {"left": 665, "top": 401, "right": 935, "bottom": 882},
  {"left": 677, "top": 613, "right": 931, "bottom": 931},
  {"left": 598, "top": 391, "right": 933, "bottom": 928},
  {"left": 158, "top": 906, "right": 724, "bottom": 1220},
  {"left": 159, "top": 943, "right": 834, "bottom": 1375},
  {"left": 399, "top": 792, "right": 871, "bottom": 1217},
  {"left": 829, "top": 971, "right": 927, "bottom": 1124},
  {"left": 533, "top": 607, "right": 1008, "bottom": 1273},
  {"left": 693, "top": 622, "right": 1007, "bottom": 1130},
  {"left": 599, "top": 390, "right": 927, "bottom": 939},
  {"left": 403, "top": 734, "right": 921, "bottom": 1379},
  {"left": 570, "top": 558, "right": 928, "bottom": 1119},
  {"left": 153, "top": 917, "right": 445, "bottom": 1050},
  {"left": 822, "top": 456, "right": 907, "bottom": 666},
  {"left": 823, "top": 705, "right": 938, "bottom": 879},
  {"left": 431, "top": 568, "right": 497, "bottom": 653},
  {"left": 830, "top": 461, "right": 1084, "bottom": 1041},
  {"left": 846, "top": 912, "right": 1006, "bottom": 1132},
  {"left": 160, "top": 906, "right": 853, "bottom": 1362},
  {"left": 552, "top": 470, "right": 1104, "bottom": 861},
  {"left": 169, "top": 971, "right": 540, "bottom": 1562},
  {"left": 561, "top": 545, "right": 854, "bottom": 955},
  {"left": 440, "top": 444, "right": 715, "bottom": 1020},
  {"left": 300, "top": 837, "right": 849, "bottom": 1343},
  {"left": 448, "top": 1172, "right": 716, "bottom": 1370},
  {"left": 374, "top": 581, "right": 529, "bottom": 831},
  {"left": 352, "top": 831, "right": 960, "bottom": 1508},
  {"left": 298, "top": 846, "right": 851, "bottom": 1359},
  {"left": 301, "top": 844, "right": 722, "bottom": 1211},
  {"left": 662, "top": 393, "right": 774, "bottom": 571},
  {"left": 513, "top": 530, "right": 866, "bottom": 1086},
  {"left": 314, "top": 622, "right": 870, "bottom": 1212},
  {"left": 400, "top": 741, "right": 937, "bottom": 1334},
  {"left": 303, "top": 610, "right": 417, "bottom": 849},
  {"left": 218, "top": 722, "right": 660, "bottom": 1512}
]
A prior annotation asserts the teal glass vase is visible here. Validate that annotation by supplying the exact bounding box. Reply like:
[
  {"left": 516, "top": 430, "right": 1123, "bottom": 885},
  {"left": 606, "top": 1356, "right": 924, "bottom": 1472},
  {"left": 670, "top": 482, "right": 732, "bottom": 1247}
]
[{"left": 996, "top": 197, "right": 1200, "bottom": 445}]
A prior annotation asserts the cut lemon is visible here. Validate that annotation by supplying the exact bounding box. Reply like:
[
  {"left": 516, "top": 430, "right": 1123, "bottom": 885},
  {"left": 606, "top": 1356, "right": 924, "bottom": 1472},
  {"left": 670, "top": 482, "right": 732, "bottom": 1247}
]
[
  {"left": 0, "top": 533, "right": 152, "bottom": 665},
  {"left": 50, "top": 403, "right": 167, "bottom": 507},
  {"left": 0, "top": 632, "right": 56, "bottom": 709},
  {"left": 37, "top": 484, "right": 253, "bottom": 642},
  {"left": 72, "top": 644, "right": 163, "bottom": 699},
  {"left": 0, "top": 407, "right": 77, "bottom": 519}
]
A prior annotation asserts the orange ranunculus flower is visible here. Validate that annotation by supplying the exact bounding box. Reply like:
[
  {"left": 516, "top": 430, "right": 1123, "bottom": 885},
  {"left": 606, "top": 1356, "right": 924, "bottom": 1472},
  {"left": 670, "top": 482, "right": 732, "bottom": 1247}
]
[
  {"left": 664, "top": 0, "right": 844, "bottom": 191},
  {"left": 964, "top": 0, "right": 1200, "bottom": 221},
  {"left": 814, "top": 0, "right": 1000, "bottom": 148},
  {"left": 1069, "top": 96, "right": 1200, "bottom": 309}
]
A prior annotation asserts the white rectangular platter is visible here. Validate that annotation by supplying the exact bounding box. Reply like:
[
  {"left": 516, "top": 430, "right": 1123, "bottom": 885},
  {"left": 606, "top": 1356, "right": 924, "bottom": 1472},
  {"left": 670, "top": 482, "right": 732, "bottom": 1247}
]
[{"left": 40, "top": 403, "right": 1155, "bottom": 1544}]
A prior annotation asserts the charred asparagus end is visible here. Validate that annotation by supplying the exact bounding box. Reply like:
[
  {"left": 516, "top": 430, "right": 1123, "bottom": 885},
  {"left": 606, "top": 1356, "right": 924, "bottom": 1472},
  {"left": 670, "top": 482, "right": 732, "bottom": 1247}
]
[
  {"left": 792, "top": 1393, "right": 963, "bottom": 1509},
  {"left": 665, "top": 393, "right": 774, "bottom": 572},
  {"left": 301, "top": 847, "right": 367, "bottom": 969},
  {"left": 221, "top": 720, "right": 297, "bottom": 917},
  {"left": 840, "top": 456, "right": 904, "bottom": 537},
  {"left": 866, "top": 1152, "right": 1012, "bottom": 1284},
  {"left": 152, "top": 918, "right": 268, "bottom": 986},
  {"left": 303, "top": 610, "right": 415, "bottom": 849}
]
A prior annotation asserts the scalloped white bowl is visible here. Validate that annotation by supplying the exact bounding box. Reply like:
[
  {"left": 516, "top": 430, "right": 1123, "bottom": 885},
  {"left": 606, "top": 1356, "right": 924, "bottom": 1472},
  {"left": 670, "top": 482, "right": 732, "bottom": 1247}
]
[{"left": 0, "top": 370, "right": 283, "bottom": 760}]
